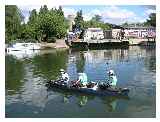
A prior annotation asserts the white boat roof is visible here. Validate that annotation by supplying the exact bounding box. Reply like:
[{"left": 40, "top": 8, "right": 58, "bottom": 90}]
[{"left": 87, "top": 28, "right": 102, "bottom": 30}]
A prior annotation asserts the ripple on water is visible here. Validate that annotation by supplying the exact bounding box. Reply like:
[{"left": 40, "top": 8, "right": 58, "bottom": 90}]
[{"left": 6, "top": 46, "right": 156, "bottom": 117}]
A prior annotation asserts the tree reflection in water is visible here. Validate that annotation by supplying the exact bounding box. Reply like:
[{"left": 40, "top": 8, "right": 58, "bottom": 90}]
[
  {"left": 31, "top": 49, "right": 69, "bottom": 80},
  {"left": 101, "top": 96, "right": 130, "bottom": 112},
  {"left": 5, "top": 55, "right": 25, "bottom": 95},
  {"left": 105, "top": 97, "right": 118, "bottom": 112},
  {"left": 6, "top": 46, "right": 155, "bottom": 117},
  {"left": 63, "top": 93, "right": 72, "bottom": 104},
  {"left": 78, "top": 95, "right": 88, "bottom": 107},
  {"left": 76, "top": 52, "right": 85, "bottom": 73}
]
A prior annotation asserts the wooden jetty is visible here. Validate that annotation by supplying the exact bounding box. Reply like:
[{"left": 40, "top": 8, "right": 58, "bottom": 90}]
[{"left": 70, "top": 39, "right": 129, "bottom": 49}]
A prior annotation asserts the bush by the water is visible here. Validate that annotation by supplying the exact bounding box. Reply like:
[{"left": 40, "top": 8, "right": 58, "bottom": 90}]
[{"left": 47, "top": 37, "right": 56, "bottom": 43}]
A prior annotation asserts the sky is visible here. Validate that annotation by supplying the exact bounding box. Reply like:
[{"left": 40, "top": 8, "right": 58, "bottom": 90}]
[{"left": 18, "top": 5, "right": 156, "bottom": 25}]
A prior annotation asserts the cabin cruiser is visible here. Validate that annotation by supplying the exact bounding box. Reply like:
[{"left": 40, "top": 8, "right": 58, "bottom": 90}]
[
  {"left": 6, "top": 43, "right": 41, "bottom": 59},
  {"left": 6, "top": 43, "right": 41, "bottom": 52}
]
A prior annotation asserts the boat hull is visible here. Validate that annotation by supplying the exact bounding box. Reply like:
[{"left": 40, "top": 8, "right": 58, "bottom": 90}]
[{"left": 46, "top": 80, "right": 130, "bottom": 97}]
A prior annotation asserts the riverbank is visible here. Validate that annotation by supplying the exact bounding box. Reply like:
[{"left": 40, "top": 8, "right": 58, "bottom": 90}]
[
  {"left": 40, "top": 39, "right": 69, "bottom": 49},
  {"left": 6, "top": 38, "right": 155, "bottom": 51},
  {"left": 5, "top": 39, "right": 69, "bottom": 51}
]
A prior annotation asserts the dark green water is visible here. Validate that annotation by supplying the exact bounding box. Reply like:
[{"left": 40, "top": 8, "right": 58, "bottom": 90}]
[{"left": 5, "top": 46, "right": 156, "bottom": 118}]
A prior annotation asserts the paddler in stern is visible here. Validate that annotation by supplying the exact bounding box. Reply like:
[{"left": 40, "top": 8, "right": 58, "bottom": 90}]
[{"left": 107, "top": 70, "right": 118, "bottom": 89}]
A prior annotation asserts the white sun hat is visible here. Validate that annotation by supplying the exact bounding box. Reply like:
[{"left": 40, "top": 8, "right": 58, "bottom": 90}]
[
  {"left": 108, "top": 70, "right": 115, "bottom": 75},
  {"left": 60, "top": 69, "right": 65, "bottom": 72}
]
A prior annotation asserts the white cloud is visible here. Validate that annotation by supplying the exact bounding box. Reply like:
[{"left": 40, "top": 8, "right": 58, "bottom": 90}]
[
  {"left": 62, "top": 8, "right": 102, "bottom": 21},
  {"left": 82, "top": 6, "right": 147, "bottom": 24},
  {"left": 145, "top": 9, "right": 156, "bottom": 15},
  {"left": 18, "top": 5, "right": 151, "bottom": 25},
  {"left": 62, "top": 8, "right": 76, "bottom": 17},
  {"left": 103, "top": 7, "right": 135, "bottom": 19},
  {"left": 18, "top": 5, "right": 40, "bottom": 12},
  {"left": 83, "top": 14, "right": 92, "bottom": 21},
  {"left": 100, "top": 6, "right": 138, "bottom": 24},
  {"left": 83, "top": 9, "right": 102, "bottom": 21}
]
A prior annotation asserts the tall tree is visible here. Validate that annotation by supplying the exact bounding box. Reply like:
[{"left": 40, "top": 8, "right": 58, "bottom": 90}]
[
  {"left": 5, "top": 5, "right": 23, "bottom": 43},
  {"left": 91, "top": 15, "right": 102, "bottom": 22},
  {"left": 20, "top": 9, "right": 38, "bottom": 41},
  {"left": 35, "top": 6, "right": 68, "bottom": 41},
  {"left": 145, "top": 13, "right": 156, "bottom": 27},
  {"left": 20, "top": 5, "right": 68, "bottom": 42},
  {"left": 122, "top": 22, "right": 129, "bottom": 27},
  {"left": 28, "top": 9, "right": 37, "bottom": 25},
  {"left": 39, "top": 5, "right": 48, "bottom": 15},
  {"left": 83, "top": 14, "right": 111, "bottom": 30},
  {"left": 56, "top": 6, "right": 64, "bottom": 16},
  {"left": 74, "top": 10, "right": 84, "bottom": 31}
]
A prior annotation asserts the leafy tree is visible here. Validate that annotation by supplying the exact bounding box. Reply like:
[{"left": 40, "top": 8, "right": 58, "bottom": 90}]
[
  {"left": 5, "top": 5, "right": 24, "bottom": 43},
  {"left": 82, "top": 14, "right": 111, "bottom": 30},
  {"left": 19, "top": 5, "right": 68, "bottom": 42},
  {"left": 28, "top": 9, "right": 37, "bottom": 25},
  {"left": 91, "top": 14, "right": 102, "bottom": 22},
  {"left": 20, "top": 9, "right": 39, "bottom": 41},
  {"left": 39, "top": 5, "right": 48, "bottom": 15},
  {"left": 35, "top": 9, "right": 68, "bottom": 42},
  {"left": 145, "top": 13, "right": 156, "bottom": 27},
  {"left": 74, "top": 10, "right": 84, "bottom": 30},
  {"left": 56, "top": 6, "right": 64, "bottom": 16},
  {"left": 20, "top": 24, "right": 37, "bottom": 41},
  {"left": 121, "top": 22, "right": 129, "bottom": 27}
]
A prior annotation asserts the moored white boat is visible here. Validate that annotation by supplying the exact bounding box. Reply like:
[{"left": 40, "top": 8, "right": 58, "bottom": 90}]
[
  {"left": 6, "top": 43, "right": 41, "bottom": 59},
  {"left": 6, "top": 43, "right": 41, "bottom": 53}
]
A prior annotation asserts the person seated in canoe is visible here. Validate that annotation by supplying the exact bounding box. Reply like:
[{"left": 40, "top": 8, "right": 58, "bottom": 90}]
[
  {"left": 59, "top": 69, "right": 70, "bottom": 85},
  {"left": 107, "top": 70, "right": 118, "bottom": 89},
  {"left": 72, "top": 73, "right": 88, "bottom": 87}
]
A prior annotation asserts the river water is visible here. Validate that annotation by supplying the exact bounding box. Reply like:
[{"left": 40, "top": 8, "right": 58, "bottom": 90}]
[{"left": 5, "top": 46, "right": 156, "bottom": 118}]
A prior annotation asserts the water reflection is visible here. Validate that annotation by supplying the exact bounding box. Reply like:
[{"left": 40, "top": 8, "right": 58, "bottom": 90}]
[
  {"left": 76, "top": 52, "right": 85, "bottom": 73},
  {"left": 69, "top": 46, "right": 154, "bottom": 65},
  {"left": 6, "top": 49, "right": 69, "bottom": 109},
  {"left": 47, "top": 83, "right": 130, "bottom": 110},
  {"left": 6, "top": 46, "right": 156, "bottom": 117},
  {"left": 78, "top": 95, "right": 88, "bottom": 107},
  {"left": 31, "top": 50, "right": 69, "bottom": 80},
  {"left": 63, "top": 93, "right": 89, "bottom": 107},
  {"left": 7, "top": 50, "right": 40, "bottom": 60},
  {"left": 63, "top": 94, "right": 71, "bottom": 104},
  {"left": 5, "top": 55, "right": 25, "bottom": 95},
  {"left": 101, "top": 96, "right": 129, "bottom": 112}
]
